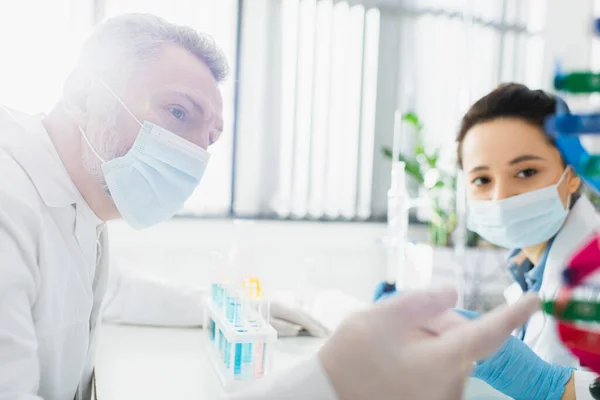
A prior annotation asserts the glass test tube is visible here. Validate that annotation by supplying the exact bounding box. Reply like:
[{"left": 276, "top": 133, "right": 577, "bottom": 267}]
[
  {"left": 209, "top": 319, "right": 215, "bottom": 341},
  {"left": 224, "top": 338, "right": 231, "bottom": 369}
]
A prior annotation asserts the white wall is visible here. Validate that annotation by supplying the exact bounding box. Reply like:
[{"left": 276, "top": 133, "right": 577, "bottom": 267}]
[
  {"left": 542, "top": 0, "right": 594, "bottom": 90},
  {"left": 109, "top": 219, "right": 390, "bottom": 303},
  {"left": 543, "top": 0, "right": 599, "bottom": 155},
  {"left": 108, "top": 219, "right": 511, "bottom": 309}
]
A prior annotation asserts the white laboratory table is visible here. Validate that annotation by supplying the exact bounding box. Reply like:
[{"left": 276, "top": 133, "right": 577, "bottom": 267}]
[
  {"left": 96, "top": 323, "right": 510, "bottom": 400},
  {"left": 101, "top": 218, "right": 512, "bottom": 399},
  {"left": 95, "top": 323, "right": 325, "bottom": 399}
]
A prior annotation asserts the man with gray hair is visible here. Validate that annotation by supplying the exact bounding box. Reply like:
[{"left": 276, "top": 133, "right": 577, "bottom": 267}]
[
  {"left": 0, "top": 13, "right": 226, "bottom": 400},
  {"left": 0, "top": 12, "right": 540, "bottom": 400}
]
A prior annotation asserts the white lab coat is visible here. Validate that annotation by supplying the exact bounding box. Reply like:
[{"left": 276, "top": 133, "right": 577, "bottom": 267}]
[
  {"left": 0, "top": 111, "right": 338, "bottom": 400},
  {"left": 0, "top": 111, "right": 107, "bottom": 400},
  {"left": 522, "top": 195, "right": 600, "bottom": 399}
]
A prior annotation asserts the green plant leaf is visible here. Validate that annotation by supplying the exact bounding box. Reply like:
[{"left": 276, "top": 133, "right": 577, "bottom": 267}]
[
  {"left": 414, "top": 143, "right": 426, "bottom": 156},
  {"left": 403, "top": 159, "right": 425, "bottom": 184},
  {"left": 382, "top": 146, "right": 393, "bottom": 159},
  {"left": 381, "top": 146, "right": 424, "bottom": 183},
  {"left": 402, "top": 112, "right": 424, "bottom": 131},
  {"left": 433, "top": 181, "right": 445, "bottom": 189},
  {"left": 427, "top": 149, "right": 440, "bottom": 168},
  {"left": 402, "top": 112, "right": 419, "bottom": 126},
  {"left": 383, "top": 111, "right": 481, "bottom": 247}
]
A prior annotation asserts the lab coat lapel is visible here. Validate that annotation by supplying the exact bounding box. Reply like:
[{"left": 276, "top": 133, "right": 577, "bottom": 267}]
[
  {"left": 525, "top": 196, "right": 600, "bottom": 364},
  {"left": 75, "top": 225, "right": 110, "bottom": 400},
  {"left": 5, "top": 114, "right": 99, "bottom": 286},
  {"left": 545, "top": 195, "right": 600, "bottom": 297},
  {"left": 90, "top": 225, "right": 110, "bottom": 330},
  {"left": 73, "top": 204, "right": 99, "bottom": 283}
]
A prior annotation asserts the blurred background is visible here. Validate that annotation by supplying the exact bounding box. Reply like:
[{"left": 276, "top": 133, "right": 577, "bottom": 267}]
[{"left": 1, "top": 0, "right": 599, "bottom": 309}]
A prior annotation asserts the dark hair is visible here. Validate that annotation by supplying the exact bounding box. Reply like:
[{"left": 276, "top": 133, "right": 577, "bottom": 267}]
[
  {"left": 457, "top": 83, "right": 580, "bottom": 206},
  {"left": 456, "top": 83, "right": 565, "bottom": 168}
]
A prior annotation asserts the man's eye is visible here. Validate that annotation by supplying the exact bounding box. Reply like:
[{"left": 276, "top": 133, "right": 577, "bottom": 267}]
[{"left": 170, "top": 107, "right": 186, "bottom": 121}]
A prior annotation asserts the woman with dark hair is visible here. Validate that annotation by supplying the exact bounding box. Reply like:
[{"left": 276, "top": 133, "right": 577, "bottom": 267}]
[
  {"left": 456, "top": 83, "right": 599, "bottom": 400},
  {"left": 375, "top": 83, "right": 600, "bottom": 399}
]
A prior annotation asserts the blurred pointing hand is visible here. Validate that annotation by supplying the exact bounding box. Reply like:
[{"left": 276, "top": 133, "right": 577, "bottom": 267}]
[{"left": 319, "top": 287, "right": 540, "bottom": 400}]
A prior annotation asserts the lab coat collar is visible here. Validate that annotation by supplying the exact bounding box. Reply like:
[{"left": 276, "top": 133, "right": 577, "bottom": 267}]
[
  {"left": 555, "top": 195, "right": 598, "bottom": 243},
  {"left": 506, "top": 195, "right": 596, "bottom": 292},
  {"left": 10, "top": 114, "right": 102, "bottom": 225},
  {"left": 525, "top": 242, "right": 551, "bottom": 292},
  {"left": 545, "top": 195, "right": 600, "bottom": 290},
  {"left": 507, "top": 239, "right": 553, "bottom": 293},
  {"left": 506, "top": 249, "right": 529, "bottom": 291}
]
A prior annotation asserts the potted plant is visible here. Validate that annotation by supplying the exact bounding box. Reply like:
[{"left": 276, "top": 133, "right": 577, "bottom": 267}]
[
  {"left": 382, "top": 113, "right": 508, "bottom": 311},
  {"left": 382, "top": 112, "right": 480, "bottom": 247}
]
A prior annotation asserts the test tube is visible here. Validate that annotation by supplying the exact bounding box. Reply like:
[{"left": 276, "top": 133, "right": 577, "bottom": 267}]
[
  {"left": 261, "top": 344, "right": 268, "bottom": 374},
  {"left": 218, "top": 285, "right": 225, "bottom": 309},
  {"left": 253, "top": 342, "right": 265, "bottom": 378},
  {"left": 227, "top": 296, "right": 242, "bottom": 326},
  {"left": 260, "top": 299, "right": 270, "bottom": 325},
  {"left": 234, "top": 342, "right": 243, "bottom": 376},
  {"left": 242, "top": 342, "right": 253, "bottom": 378},
  {"left": 211, "top": 283, "right": 219, "bottom": 303},
  {"left": 243, "top": 278, "right": 267, "bottom": 325},
  {"left": 224, "top": 338, "right": 231, "bottom": 369},
  {"left": 253, "top": 302, "right": 267, "bottom": 378},
  {"left": 209, "top": 319, "right": 215, "bottom": 341},
  {"left": 218, "top": 329, "right": 223, "bottom": 355}
]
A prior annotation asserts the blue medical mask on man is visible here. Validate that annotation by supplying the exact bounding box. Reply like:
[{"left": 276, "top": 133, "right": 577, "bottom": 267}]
[
  {"left": 466, "top": 168, "right": 571, "bottom": 249},
  {"left": 79, "top": 79, "right": 211, "bottom": 229}
]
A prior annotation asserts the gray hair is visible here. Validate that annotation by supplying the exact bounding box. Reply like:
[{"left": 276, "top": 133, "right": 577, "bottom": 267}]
[
  {"left": 76, "top": 13, "right": 229, "bottom": 89},
  {"left": 74, "top": 13, "right": 228, "bottom": 190}
]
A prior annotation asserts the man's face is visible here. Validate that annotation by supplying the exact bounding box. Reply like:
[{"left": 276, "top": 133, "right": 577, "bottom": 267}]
[
  {"left": 82, "top": 42, "right": 223, "bottom": 188},
  {"left": 117, "top": 42, "right": 224, "bottom": 150}
]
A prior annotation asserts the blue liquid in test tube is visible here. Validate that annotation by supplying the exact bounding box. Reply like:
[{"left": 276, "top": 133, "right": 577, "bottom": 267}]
[
  {"left": 226, "top": 297, "right": 241, "bottom": 326},
  {"left": 234, "top": 343, "right": 243, "bottom": 376},
  {"left": 219, "top": 286, "right": 226, "bottom": 309},
  {"left": 209, "top": 319, "right": 215, "bottom": 341},
  {"left": 211, "top": 283, "right": 219, "bottom": 302},
  {"left": 232, "top": 300, "right": 241, "bottom": 326},
  {"left": 226, "top": 297, "right": 233, "bottom": 321},
  {"left": 218, "top": 329, "right": 223, "bottom": 354}
]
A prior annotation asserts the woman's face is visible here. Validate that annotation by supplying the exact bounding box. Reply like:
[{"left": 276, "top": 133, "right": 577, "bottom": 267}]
[{"left": 461, "top": 117, "right": 581, "bottom": 205}]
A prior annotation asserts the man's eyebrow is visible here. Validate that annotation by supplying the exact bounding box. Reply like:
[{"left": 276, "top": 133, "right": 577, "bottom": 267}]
[{"left": 171, "top": 91, "right": 204, "bottom": 113}]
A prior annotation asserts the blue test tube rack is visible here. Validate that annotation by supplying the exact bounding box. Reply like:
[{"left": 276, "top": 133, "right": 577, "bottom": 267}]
[{"left": 204, "top": 283, "right": 277, "bottom": 391}]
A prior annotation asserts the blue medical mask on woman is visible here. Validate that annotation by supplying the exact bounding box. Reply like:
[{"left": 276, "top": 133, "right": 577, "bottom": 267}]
[
  {"left": 79, "top": 80, "right": 211, "bottom": 229},
  {"left": 466, "top": 168, "right": 571, "bottom": 249}
]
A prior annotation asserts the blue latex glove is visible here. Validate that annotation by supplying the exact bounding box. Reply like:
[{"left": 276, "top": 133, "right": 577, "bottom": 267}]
[
  {"left": 374, "top": 290, "right": 573, "bottom": 400},
  {"left": 373, "top": 283, "right": 478, "bottom": 316},
  {"left": 373, "top": 281, "right": 397, "bottom": 302},
  {"left": 455, "top": 309, "right": 573, "bottom": 400},
  {"left": 474, "top": 333, "right": 574, "bottom": 400}
]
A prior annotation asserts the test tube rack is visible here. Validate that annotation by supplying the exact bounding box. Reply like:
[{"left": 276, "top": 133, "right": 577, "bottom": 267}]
[{"left": 204, "top": 283, "right": 278, "bottom": 391}]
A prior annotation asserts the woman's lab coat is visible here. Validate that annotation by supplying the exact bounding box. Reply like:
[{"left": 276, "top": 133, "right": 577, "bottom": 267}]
[
  {"left": 0, "top": 111, "right": 338, "bottom": 400},
  {"left": 520, "top": 195, "right": 600, "bottom": 398}
]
